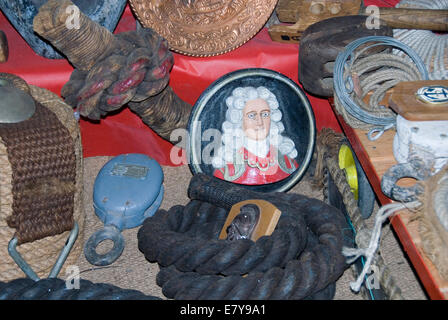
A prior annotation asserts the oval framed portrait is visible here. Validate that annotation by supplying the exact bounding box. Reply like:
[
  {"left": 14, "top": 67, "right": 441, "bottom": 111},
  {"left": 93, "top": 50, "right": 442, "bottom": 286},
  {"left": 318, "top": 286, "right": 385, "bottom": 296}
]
[{"left": 187, "top": 68, "right": 316, "bottom": 192}]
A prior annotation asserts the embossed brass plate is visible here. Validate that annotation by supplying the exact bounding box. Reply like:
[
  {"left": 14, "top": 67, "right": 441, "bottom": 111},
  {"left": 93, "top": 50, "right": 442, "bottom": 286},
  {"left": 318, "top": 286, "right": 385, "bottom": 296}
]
[{"left": 129, "top": 0, "right": 278, "bottom": 57}]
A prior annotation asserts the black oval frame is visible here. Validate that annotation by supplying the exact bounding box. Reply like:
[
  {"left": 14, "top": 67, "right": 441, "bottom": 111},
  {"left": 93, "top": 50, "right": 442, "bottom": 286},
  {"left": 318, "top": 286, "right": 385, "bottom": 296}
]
[{"left": 187, "top": 68, "right": 316, "bottom": 193}]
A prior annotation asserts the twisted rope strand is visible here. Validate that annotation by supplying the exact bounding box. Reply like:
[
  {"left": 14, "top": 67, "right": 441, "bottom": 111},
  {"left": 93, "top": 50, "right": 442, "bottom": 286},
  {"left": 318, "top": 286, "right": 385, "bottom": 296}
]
[{"left": 342, "top": 201, "right": 422, "bottom": 292}]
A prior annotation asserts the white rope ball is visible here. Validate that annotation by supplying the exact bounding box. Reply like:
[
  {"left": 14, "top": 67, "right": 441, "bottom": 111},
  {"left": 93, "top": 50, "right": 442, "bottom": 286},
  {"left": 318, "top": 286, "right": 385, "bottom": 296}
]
[{"left": 394, "top": 0, "right": 448, "bottom": 80}]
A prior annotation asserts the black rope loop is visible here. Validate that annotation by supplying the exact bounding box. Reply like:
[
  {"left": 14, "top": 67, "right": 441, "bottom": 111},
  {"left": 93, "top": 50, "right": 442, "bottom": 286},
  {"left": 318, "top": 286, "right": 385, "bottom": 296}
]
[
  {"left": 138, "top": 200, "right": 309, "bottom": 275},
  {"left": 0, "top": 278, "right": 161, "bottom": 300},
  {"left": 137, "top": 174, "right": 354, "bottom": 300},
  {"left": 156, "top": 264, "right": 337, "bottom": 300}
]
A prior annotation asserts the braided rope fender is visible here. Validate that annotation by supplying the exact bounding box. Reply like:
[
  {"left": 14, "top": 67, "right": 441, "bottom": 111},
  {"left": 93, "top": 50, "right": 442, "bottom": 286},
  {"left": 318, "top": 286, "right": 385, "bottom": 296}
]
[
  {"left": 0, "top": 278, "right": 161, "bottom": 300},
  {"left": 137, "top": 174, "right": 354, "bottom": 299},
  {"left": 0, "top": 77, "right": 85, "bottom": 282}
]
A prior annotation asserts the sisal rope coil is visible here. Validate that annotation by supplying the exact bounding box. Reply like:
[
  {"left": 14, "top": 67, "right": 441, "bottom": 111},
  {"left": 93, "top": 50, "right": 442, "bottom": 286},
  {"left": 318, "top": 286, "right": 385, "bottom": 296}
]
[{"left": 416, "top": 164, "right": 448, "bottom": 280}]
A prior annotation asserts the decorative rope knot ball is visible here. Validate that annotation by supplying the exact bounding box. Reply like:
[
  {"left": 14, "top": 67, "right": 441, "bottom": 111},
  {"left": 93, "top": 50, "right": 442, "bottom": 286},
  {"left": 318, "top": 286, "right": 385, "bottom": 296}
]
[
  {"left": 33, "top": 0, "right": 191, "bottom": 141},
  {"left": 61, "top": 28, "right": 174, "bottom": 121}
]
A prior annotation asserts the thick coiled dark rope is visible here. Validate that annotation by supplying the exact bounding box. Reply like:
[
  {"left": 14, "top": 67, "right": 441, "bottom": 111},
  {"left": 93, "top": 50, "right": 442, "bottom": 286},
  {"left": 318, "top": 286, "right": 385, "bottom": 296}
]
[
  {"left": 156, "top": 265, "right": 337, "bottom": 300},
  {"left": 0, "top": 278, "right": 161, "bottom": 300},
  {"left": 137, "top": 174, "right": 354, "bottom": 300},
  {"left": 138, "top": 200, "right": 308, "bottom": 275}
]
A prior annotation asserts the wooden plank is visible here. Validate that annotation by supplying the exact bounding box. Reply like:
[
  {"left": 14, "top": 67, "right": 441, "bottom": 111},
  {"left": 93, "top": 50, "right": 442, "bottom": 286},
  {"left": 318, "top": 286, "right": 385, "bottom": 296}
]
[
  {"left": 276, "top": 0, "right": 301, "bottom": 23},
  {"left": 275, "top": 0, "right": 362, "bottom": 23},
  {"left": 270, "top": 0, "right": 362, "bottom": 43}
]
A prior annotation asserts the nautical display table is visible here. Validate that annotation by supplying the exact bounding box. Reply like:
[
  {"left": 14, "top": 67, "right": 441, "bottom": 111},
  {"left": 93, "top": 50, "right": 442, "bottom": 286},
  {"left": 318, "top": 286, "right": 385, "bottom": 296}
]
[{"left": 1, "top": 0, "right": 446, "bottom": 300}]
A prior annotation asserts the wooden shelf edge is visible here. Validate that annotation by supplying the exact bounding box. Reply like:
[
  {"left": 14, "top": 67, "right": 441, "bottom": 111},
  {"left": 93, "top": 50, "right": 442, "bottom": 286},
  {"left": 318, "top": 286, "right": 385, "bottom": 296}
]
[{"left": 328, "top": 99, "right": 448, "bottom": 300}]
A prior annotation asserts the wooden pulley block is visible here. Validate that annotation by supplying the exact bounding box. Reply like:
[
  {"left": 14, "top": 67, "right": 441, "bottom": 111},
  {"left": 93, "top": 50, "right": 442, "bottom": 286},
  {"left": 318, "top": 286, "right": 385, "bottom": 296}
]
[
  {"left": 389, "top": 80, "right": 448, "bottom": 121},
  {"left": 298, "top": 15, "right": 392, "bottom": 97}
]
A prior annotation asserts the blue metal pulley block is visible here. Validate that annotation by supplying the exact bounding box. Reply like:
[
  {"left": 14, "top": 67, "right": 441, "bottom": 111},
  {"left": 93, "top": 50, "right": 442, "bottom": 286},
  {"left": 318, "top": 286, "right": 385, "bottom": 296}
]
[{"left": 84, "top": 153, "right": 164, "bottom": 266}]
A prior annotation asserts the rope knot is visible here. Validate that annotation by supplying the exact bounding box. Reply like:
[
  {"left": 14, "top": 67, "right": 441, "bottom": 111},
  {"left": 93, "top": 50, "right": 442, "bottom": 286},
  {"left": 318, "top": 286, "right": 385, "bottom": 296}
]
[
  {"left": 34, "top": 0, "right": 191, "bottom": 141},
  {"left": 61, "top": 28, "right": 173, "bottom": 120}
]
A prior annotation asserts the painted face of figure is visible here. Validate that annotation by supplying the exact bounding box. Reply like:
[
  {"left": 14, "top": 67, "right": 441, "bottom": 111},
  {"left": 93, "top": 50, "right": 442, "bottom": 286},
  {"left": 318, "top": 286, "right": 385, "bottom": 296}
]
[{"left": 242, "top": 98, "right": 271, "bottom": 141}]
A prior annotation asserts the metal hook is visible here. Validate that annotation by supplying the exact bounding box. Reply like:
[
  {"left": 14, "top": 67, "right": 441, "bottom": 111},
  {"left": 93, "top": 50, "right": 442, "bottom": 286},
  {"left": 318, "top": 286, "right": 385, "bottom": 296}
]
[{"left": 8, "top": 222, "right": 79, "bottom": 281}]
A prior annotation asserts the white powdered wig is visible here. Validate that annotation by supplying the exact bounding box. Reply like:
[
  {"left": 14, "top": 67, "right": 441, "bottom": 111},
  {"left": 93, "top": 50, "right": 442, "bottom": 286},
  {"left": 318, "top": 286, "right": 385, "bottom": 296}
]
[{"left": 212, "top": 86, "right": 298, "bottom": 169}]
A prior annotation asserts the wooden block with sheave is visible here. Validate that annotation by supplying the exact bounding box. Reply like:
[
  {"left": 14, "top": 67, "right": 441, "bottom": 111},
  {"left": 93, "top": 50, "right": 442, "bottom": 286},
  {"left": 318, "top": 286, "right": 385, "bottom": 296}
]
[{"left": 388, "top": 80, "right": 448, "bottom": 121}]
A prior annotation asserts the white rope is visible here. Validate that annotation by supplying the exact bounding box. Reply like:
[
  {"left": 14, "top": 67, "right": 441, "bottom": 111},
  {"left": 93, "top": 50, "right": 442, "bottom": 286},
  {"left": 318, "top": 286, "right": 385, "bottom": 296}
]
[
  {"left": 342, "top": 200, "right": 422, "bottom": 292},
  {"left": 394, "top": 0, "right": 448, "bottom": 80}
]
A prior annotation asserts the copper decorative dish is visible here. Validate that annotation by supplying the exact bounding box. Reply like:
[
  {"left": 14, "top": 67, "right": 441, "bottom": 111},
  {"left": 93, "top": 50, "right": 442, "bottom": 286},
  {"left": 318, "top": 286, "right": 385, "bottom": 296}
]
[{"left": 129, "top": 0, "right": 278, "bottom": 57}]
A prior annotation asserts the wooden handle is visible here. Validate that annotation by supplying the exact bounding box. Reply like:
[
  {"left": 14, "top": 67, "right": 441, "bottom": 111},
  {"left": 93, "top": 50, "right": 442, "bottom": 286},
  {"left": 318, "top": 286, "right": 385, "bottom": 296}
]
[
  {"left": 268, "top": 6, "right": 448, "bottom": 44},
  {"left": 365, "top": 8, "right": 448, "bottom": 31}
]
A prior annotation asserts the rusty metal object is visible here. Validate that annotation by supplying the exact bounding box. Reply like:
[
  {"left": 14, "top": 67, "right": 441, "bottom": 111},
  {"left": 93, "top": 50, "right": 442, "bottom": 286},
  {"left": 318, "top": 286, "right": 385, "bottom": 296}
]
[
  {"left": 0, "top": 30, "right": 8, "bottom": 63},
  {"left": 129, "top": 0, "right": 278, "bottom": 57}
]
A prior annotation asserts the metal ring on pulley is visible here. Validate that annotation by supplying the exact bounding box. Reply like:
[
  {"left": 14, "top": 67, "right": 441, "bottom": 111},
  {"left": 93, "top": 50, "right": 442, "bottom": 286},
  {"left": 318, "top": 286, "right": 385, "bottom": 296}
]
[{"left": 84, "top": 225, "right": 125, "bottom": 266}]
